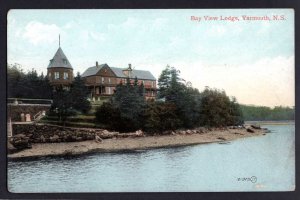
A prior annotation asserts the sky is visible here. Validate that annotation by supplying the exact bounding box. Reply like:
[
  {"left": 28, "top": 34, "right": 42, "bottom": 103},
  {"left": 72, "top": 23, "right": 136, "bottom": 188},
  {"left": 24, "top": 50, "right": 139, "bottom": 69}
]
[{"left": 7, "top": 9, "right": 294, "bottom": 107}]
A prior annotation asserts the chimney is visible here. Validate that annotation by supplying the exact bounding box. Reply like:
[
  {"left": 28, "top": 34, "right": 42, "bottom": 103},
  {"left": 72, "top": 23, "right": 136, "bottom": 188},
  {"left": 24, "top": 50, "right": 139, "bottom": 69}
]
[
  {"left": 128, "top": 63, "right": 132, "bottom": 70},
  {"left": 96, "top": 61, "right": 98, "bottom": 67}
]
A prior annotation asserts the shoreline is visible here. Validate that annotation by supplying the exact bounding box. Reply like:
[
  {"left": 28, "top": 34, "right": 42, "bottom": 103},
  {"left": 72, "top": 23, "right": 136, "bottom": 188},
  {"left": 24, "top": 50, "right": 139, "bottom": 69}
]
[{"left": 8, "top": 127, "right": 268, "bottom": 161}]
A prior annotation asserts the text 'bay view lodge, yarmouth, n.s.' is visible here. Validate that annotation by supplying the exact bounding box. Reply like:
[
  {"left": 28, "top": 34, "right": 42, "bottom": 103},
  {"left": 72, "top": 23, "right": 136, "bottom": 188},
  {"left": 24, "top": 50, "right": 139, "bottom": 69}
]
[{"left": 47, "top": 43, "right": 157, "bottom": 101}]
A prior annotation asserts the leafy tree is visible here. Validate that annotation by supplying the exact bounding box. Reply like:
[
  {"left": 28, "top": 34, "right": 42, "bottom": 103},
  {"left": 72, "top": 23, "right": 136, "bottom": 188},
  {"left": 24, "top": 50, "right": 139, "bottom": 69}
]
[
  {"left": 199, "top": 88, "right": 244, "bottom": 127},
  {"left": 142, "top": 101, "right": 181, "bottom": 133},
  {"left": 95, "top": 102, "right": 122, "bottom": 130}
]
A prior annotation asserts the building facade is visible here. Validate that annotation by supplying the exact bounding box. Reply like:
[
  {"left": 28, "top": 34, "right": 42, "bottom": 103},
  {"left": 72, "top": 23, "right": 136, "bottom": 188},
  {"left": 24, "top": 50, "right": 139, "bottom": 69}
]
[
  {"left": 47, "top": 47, "right": 74, "bottom": 89},
  {"left": 82, "top": 62, "right": 157, "bottom": 100}
]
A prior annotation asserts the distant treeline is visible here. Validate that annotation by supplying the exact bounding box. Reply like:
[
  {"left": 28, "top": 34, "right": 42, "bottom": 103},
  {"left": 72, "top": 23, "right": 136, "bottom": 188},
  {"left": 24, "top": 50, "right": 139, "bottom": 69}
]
[{"left": 240, "top": 105, "right": 294, "bottom": 121}]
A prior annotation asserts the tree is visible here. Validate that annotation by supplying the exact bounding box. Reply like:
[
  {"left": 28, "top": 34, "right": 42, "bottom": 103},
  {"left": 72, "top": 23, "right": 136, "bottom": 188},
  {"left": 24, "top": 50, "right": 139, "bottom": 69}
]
[
  {"left": 51, "top": 86, "right": 75, "bottom": 125},
  {"left": 95, "top": 102, "right": 122, "bottom": 130},
  {"left": 7, "top": 63, "right": 24, "bottom": 98},
  {"left": 103, "top": 78, "right": 146, "bottom": 131},
  {"left": 142, "top": 101, "right": 181, "bottom": 133},
  {"left": 50, "top": 73, "right": 91, "bottom": 125},
  {"left": 70, "top": 73, "right": 91, "bottom": 114},
  {"left": 157, "top": 65, "right": 202, "bottom": 128},
  {"left": 7, "top": 64, "right": 52, "bottom": 99},
  {"left": 199, "top": 88, "right": 244, "bottom": 127}
]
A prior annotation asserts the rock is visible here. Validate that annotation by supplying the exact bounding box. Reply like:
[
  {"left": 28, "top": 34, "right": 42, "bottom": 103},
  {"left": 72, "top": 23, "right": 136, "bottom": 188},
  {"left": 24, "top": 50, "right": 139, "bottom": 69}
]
[
  {"left": 171, "top": 131, "right": 176, "bottom": 135},
  {"left": 50, "top": 135, "right": 59, "bottom": 142},
  {"left": 7, "top": 141, "right": 18, "bottom": 154},
  {"left": 95, "top": 135, "right": 103, "bottom": 143},
  {"left": 14, "top": 134, "right": 27, "bottom": 139},
  {"left": 247, "top": 128, "right": 255, "bottom": 133},
  {"left": 135, "top": 130, "right": 144, "bottom": 136},
  {"left": 186, "top": 130, "right": 192, "bottom": 135},
  {"left": 76, "top": 137, "right": 82, "bottom": 141},
  {"left": 11, "top": 138, "right": 32, "bottom": 150},
  {"left": 251, "top": 125, "right": 261, "bottom": 129},
  {"left": 217, "top": 137, "right": 226, "bottom": 141}
]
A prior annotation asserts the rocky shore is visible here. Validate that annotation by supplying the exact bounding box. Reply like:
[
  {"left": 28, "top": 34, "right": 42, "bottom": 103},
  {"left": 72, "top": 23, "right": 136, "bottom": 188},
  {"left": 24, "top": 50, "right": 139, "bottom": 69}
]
[{"left": 8, "top": 124, "right": 268, "bottom": 160}]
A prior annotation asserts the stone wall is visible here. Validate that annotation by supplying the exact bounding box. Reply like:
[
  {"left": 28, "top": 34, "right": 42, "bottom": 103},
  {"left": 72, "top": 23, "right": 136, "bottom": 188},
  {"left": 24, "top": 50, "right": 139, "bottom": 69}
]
[
  {"left": 11, "top": 123, "right": 144, "bottom": 144},
  {"left": 7, "top": 104, "right": 51, "bottom": 122}
]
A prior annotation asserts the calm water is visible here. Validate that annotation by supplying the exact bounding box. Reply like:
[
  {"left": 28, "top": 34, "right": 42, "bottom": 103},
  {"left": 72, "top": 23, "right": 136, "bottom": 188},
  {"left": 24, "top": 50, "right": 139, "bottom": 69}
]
[{"left": 8, "top": 124, "right": 295, "bottom": 192}]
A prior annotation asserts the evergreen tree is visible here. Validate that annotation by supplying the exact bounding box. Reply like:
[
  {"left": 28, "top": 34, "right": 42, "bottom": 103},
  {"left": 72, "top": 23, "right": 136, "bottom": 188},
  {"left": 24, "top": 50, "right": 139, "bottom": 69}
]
[
  {"left": 142, "top": 101, "right": 181, "bottom": 133},
  {"left": 97, "top": 78, "right": 146, "bottom": 132},
  {"left": 157, "top": 65, "right": 202, "bottom": 128},
  {"left": 51, "top": 86, "right": 75, "bottom": 125},
  {"left": 70, "top": 73, "right": 91, "bottom": 114}
]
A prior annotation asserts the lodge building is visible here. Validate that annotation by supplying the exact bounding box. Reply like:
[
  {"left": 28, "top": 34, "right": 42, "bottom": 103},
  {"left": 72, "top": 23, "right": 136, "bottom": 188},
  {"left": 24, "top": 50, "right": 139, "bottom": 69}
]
[
  {"left": 47, "top": 42, "right": 157, "bottom": 100},
  {"left": 82, "top": 62, "right": 157, "bottom": 101}
]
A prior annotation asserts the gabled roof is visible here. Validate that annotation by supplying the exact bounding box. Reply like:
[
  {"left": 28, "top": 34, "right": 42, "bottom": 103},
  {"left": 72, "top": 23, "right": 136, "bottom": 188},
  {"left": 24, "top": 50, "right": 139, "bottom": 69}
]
[
  {"left": 82, "top": 64, "right": 156, "bottom": 80},
  {"left": 48, "top": 47, "right": 73, "bottom": 69},
  {"left": 81, "top": 64, "right": 106, "bottom": 77},
  {"left": 110, "top": 67, "right": 156, "bottom": 80}
]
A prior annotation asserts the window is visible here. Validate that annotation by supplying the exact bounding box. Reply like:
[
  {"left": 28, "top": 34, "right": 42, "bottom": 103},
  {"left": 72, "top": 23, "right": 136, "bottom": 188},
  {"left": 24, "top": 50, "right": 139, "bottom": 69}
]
[
  {"left": 108, "top": 78, "right": 111, "bottom": 83},
  {"left": 63, "top": 59, "right": 68, "bottom": 65},
  {"left": 108, "top": 87, "right": 111, "bottom": 94},
  {"left": 54, "top": 72, "right": 59, "bottom": 80},
  {"left": 96, "top": 87, "right": 99, "bottom": 95},
  {"left": 102, "top": 77, "right": 104, "bottom": 83},
  {"left": 152, "top": 81, "right": 155, "bottom": 88},
  {"left": 64, "top": 72, "right": 68, "bottom": 80}
]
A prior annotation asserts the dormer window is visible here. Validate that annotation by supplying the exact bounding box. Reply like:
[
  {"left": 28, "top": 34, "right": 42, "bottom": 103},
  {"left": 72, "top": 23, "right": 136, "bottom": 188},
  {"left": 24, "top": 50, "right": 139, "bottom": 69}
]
[
  {"left": 49, "top": 59, "right": 53, "bottom": 64},
  {"left": 63, "top": 59, "right": 68, "bottom": 65}
]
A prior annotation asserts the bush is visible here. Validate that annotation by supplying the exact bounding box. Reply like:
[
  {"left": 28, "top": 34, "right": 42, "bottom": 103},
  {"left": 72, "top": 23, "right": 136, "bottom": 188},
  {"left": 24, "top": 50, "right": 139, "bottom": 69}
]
[
  {"left": 95, "top": 102, "right": 122, "bottom": 130},
  {"left": 142, "top": 102, "right": 181, "bottom": 133},
  {"left": 199, "top": 88, "right": 244, "bottom": 127}
]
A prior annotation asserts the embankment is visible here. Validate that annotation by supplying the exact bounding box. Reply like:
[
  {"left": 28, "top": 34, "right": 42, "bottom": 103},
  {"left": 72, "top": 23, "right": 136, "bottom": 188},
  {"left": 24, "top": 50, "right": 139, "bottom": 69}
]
[{"left": 8, "top": 124, "right": 268, "bottom": 160}]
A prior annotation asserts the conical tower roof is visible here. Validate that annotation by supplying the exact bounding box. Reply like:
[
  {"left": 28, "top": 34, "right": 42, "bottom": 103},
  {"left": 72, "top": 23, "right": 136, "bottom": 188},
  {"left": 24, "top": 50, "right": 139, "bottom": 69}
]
[{"left": 47, "top": 47, "right": 73, "bottom": 69}]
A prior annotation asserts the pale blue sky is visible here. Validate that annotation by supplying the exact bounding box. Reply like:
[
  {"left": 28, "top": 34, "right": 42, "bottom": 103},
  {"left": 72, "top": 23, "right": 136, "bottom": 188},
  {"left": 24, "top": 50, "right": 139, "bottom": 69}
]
[{"left": 7, "top": 9, "right": 294, "bottom": 107}]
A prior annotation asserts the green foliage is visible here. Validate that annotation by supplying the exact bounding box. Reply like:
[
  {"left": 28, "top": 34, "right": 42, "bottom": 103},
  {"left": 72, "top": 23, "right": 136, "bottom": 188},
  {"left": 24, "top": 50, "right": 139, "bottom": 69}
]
[
  {"left": 142, "top": 101, "right": 181, "bottom": 133},
  {"left": 95, "top": 102, "right": 122, "bottom": 130},
  {"left": 70, "top": 73, "right": 91, "bottom": 114},
  {"left": 7, "top": 64, "right": 52, "bottom": 99},
  {"left": 96, "top": 66, "right": 245, "bottom": 132},
  {"left": 95, "top": 77, "right": 146, "bottom": 132},
  {"left": 51, "top": 86, "right": 75, "bottom": 125},
  {"left": 199, "top": 88, "right": 244, "bottom": 127},
  {"left": 157, "top": 65, "right": 202, "bottom": 128},
  {"left": 51, "top": 74, "right": 91, "bottom": 125},
  {"left": 240, "top": 105, "right": 294, "bottom": 121}
]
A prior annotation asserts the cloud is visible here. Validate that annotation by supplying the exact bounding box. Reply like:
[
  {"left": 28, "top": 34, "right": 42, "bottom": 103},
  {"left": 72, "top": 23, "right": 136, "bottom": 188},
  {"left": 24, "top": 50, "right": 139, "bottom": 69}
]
[
  {"left": 90, "top": 31, "right": 106, "bottom": 42},
  {"left": 22, "top": 21, "right": 62, "bottom": 45}
]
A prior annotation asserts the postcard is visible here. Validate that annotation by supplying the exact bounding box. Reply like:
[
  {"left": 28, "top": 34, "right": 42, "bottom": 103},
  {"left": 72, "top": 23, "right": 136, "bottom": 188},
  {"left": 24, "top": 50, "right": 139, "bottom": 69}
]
[{"left": 7, "top": 9, "right": 295, "bottom": 192}]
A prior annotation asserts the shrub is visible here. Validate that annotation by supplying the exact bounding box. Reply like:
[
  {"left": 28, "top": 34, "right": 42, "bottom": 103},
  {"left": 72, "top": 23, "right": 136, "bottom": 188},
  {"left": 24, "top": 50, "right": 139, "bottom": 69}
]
[{"left": 142, "top": 102, "right": 181, "bottom": 133}]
